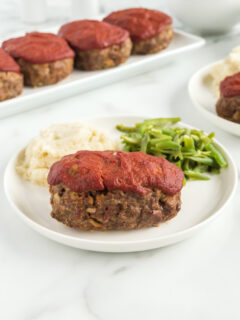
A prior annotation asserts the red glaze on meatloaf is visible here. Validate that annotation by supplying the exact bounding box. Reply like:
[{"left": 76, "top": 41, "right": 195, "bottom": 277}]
[
  {"left": 58, "top": 20, "right": 130, "bottom": 51},
  {"left": 0, "top": 48, "right": 23, "bottom": 101},
  {"left": 0, "top": 48, "right": 20, "bottom": 72},
  {"left": 48, "top": 150, "right": 184, "bottom": 196},
  {"left": 220, "top": 72, "right": 240, "bottom": 98},
  {"left": 2, "top": 32, "right": 75, "bottom": 64},
  {"left": 104, "top": 8, "right": 172, "bottom": 42}
]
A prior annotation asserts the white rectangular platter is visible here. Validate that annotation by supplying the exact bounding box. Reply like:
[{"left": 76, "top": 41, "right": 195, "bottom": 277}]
[{"left": 0, "top": 27, "right": 205, "bottom": 118}]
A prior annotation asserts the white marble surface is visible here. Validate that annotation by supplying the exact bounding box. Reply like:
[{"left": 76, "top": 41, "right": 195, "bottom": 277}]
[{"left": 1, "top": 2, "right": 240, "bottom": 320}]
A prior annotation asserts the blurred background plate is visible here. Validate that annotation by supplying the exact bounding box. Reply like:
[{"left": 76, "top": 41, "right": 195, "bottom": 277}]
[
  {"left": 0, "top": 28, "right": 204, "bottom": 119},
  {"left": 189, "top": 61, "right": 240, "bottom": 136}
]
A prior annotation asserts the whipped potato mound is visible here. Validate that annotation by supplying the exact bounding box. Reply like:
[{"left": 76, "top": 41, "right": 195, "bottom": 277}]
[
  {"left": 16, "top": 122, "right": 119, "bottom": 187},
  {"left": 210, "top": 46, "right": 240, "bottom": 96}
]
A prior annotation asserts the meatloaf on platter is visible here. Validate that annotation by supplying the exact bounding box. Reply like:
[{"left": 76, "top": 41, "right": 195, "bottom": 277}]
[
  {"left": 58, "top": 20, "right": 132, "bottom": 70},
  {"left": 104, "top": 8, "right": 173, "bottom": 55},
  {"left": 2, "top": 32, "right": 75, "bottom": 87}
]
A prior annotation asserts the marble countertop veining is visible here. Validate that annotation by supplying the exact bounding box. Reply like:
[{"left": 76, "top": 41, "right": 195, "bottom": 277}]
[{"left": 1, "top": 1, "right": 240, "bottom": 320}]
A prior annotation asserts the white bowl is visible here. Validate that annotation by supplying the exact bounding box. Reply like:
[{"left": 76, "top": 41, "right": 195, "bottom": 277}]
[{"left": 167, "top": 0, "right": 240, "bottom": 34}]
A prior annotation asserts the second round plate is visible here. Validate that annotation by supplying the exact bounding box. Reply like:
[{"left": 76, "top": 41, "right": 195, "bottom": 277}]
[
  {"left": 4, "top": 116, "right": 238, "bottom": 252},
  {"left": 188, "top": 60, "right": 240, "bottom": 136}
]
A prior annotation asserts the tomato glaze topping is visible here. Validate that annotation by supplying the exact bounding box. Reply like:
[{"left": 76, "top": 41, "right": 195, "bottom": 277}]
[
  {"left": 220, "top": 72, "right": 240, "bottom": 98},
  {"left": 0, "top": 48, "right": 20, "bottom": 72},
  {"left": 48, "top": 150, "right": 184, "bottom": 196},
  {"left": 58, "top": 20, "right": 129, "bottom": 51},
  {"left": 104, "top": 8, "right": 172, "bottom": 42},
  {"left": 2, "top": 32, "right": 75, "bottom": 64}
]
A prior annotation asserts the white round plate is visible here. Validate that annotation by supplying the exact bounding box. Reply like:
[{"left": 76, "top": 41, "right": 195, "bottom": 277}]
[
  {"left": 188, "top": 61, "right": 240, "bottom": 136},
  {"left": 4, "top": 116, "right": 238, "bottom": 252}
]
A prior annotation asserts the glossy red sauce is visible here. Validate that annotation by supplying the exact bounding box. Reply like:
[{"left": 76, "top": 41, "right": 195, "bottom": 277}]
[
  {"left": 48, "top": 150, "right": 184, "bottom": 196},
  {"left": 2, "top": 32, "right": 75, "bottom": 64},
  {"left": 220, "top": 72, "right": 240, "bottom": 98},
  {"left": 104, "top": 8, "right": 172, "bottom": 42},
  {"left": 0, "top": 48, "right": 20, "bottom": 72},
  {"left": 58, "top": 20, "right": 129, "bottom": 51}
]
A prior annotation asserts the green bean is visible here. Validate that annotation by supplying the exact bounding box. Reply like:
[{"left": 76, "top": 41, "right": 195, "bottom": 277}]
[
  {"left": 155, "top": 141, "right": 181, "bottom": 150},
  {"left": 186, "top": 156, "right": 215, "bottom": 166},
  {"left": 173, "top": 133, "right": 181, "bottom": 144},
  {"left": 162, "top": 128, "right": 176, "bottom": 137},
  {"left": 172, "top": 150, "right": 183, "bottom": 160},
  {"left": 193, "top": 164, "right": 209, "bottom": 173},
  {"left": 121, "top": 136, "right": 140, "bottom": 145},
  {"left": 191, "top": 134, "right": 200, "bottom": 142},
  {"left": 140, "top": 133, "right": 150, "bottom": 153},
  {"left": 183, "top": 135, "right": 195, "bottom": 152},
  {"left": 182, "top": 151, "right": 198, "bottom": 157},
  {"left": 205, "top": 143, "right": 228, "bottom": 167},
  {"left": 144, "top": 117, "right": 181, "bottom": 127},
  {"left": 184, "top": 170, "right": 210, "bottom": 180},
  {"left": 151, "top": 152, "right": 167, "bottom": 158},
  {"left": 150, "top": 128, "right": 163, "bottom": 137},
  {"left": 116, "top": 124, "right": 137, "bottom": 133},
  {"left": 208, "top": 132, "right": 215, "bottom": 139},
  {"left": 183, "top": 159, "right": 190, "bottom": 171},
  {"left": 149, "top": 137, "right": 173, "bottom": 146},
  {"left": 138, "top": 117, "right": 181, "bottom": 135},
  {"left": 200, "top": 133, "right": 212, "bottom": 146}
]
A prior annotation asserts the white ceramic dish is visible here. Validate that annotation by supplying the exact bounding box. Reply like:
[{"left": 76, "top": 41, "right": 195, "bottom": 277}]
[
  {"left": 0, "top": 28, "right": 204, "bottom": 119},
  {"left": 189, "top": 61, "right": 240, "bottom": 136},
  {"left": 167, "top": 0, "right": 240, "bottom": 34},
  {"left": 4, "top": 116, "right": 238, "bottom": 252}
]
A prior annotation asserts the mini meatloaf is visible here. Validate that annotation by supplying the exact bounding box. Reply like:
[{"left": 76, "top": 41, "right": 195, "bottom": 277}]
[
  {"left": 0, "top": 48, "right": 23, "bottom": 101},
  {"left": 2, "top": 32, "right": 75, "bottom": 87},
  {"left": 58, "top": 20, "right": 132, "bottom": 70},
  {"left": 104, "top": 8, "right": 173, "bottom": 54},
  {"left": 216, "top": 72, "right": 240, "bottom": 123},
  {"left": 47, "top": 150, "right": 184, "bottom": 231}
]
